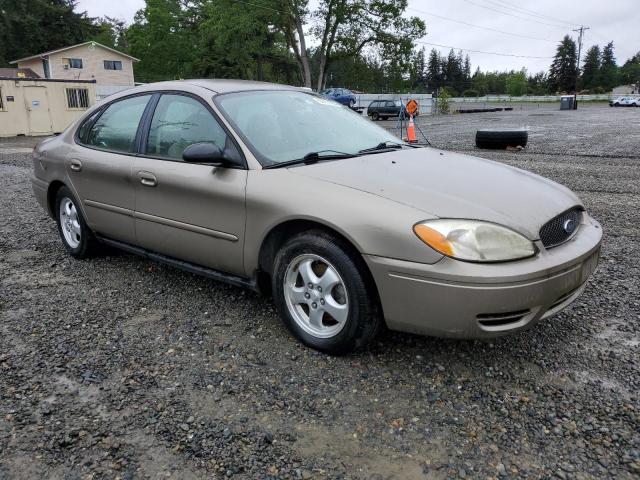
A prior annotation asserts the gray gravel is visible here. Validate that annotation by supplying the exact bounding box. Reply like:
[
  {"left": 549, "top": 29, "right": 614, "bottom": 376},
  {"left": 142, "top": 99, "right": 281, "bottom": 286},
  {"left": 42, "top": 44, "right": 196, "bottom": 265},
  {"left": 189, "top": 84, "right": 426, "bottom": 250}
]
[{"left": 1, "top": 104, "right": 639, "bottom": 479}]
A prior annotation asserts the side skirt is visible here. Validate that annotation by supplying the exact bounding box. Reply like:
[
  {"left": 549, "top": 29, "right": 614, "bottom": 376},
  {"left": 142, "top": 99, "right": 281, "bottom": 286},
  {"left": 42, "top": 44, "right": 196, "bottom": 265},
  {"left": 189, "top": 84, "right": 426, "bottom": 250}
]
[{"left": 95, "top": 234, "right": 258, "bottom": 292}]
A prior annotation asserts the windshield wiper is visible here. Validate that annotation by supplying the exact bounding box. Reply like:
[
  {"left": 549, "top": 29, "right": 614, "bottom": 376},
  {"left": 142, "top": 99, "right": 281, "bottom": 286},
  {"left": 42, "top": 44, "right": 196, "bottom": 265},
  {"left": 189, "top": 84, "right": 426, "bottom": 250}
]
[
  {"left": 263, "top": 150, "right": 356, "bottom": 169},
  {"left": 358, "top": 141, "right": 406, "bottom": 154}
]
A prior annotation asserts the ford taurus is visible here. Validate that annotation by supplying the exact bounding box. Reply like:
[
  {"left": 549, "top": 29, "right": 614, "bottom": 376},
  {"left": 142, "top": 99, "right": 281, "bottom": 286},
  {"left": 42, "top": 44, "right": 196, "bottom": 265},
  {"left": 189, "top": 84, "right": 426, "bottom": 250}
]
[{"left": 31, "top": 80, "right": 602, "bottom": 354}]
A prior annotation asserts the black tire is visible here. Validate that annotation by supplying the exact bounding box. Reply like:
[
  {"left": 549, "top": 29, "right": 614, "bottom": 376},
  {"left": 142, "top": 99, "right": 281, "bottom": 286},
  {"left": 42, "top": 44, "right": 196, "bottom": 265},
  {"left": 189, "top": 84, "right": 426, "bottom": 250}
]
[
  {"left": 55, "top": 186, "right": 100, "bottom": 258},
  {"left": 371, "top": 111, "right": 379, "bottom": 121},
  {"left": 475, "top": 129, "right": 528, "bottom": 149},
  {"left": 272, "top": 230, "right": 382, "bottom": 355},
  {"left": 349, "top": 99, "right": 356, "bottom": 108}
]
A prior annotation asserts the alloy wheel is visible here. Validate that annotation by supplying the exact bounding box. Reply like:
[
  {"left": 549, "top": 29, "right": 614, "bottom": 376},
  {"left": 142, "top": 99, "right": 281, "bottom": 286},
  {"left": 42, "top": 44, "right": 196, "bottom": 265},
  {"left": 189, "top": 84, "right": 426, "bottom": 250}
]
[
  {"left": 59, "top": 197, "right": 81, "bottom": 248},
  {"left": 283, "top": 254, "right": 349, "bottom": 338}
]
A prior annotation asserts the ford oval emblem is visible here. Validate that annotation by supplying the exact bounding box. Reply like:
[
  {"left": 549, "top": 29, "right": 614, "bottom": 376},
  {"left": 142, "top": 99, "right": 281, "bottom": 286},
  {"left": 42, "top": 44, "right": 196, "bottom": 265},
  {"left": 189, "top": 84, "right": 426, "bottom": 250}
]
[{"left": 563, "top": 218, "right": 576, "bottom": 234}]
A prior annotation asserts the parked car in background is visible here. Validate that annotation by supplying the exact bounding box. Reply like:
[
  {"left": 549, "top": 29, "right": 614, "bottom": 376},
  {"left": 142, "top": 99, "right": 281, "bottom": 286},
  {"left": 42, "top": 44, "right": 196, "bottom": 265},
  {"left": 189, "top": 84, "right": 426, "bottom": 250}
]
[
  {"left": 320, "top": 88, "right": 357, "bottom": 107},
  {"left": 609, "top": 96, "right": 640, "bottom": 107},
  {"left": 367, "top": 99, "right": 417, "bottom": 120},
  {"left": 32, "top": 80, "right": 602, "bottom": 354}
]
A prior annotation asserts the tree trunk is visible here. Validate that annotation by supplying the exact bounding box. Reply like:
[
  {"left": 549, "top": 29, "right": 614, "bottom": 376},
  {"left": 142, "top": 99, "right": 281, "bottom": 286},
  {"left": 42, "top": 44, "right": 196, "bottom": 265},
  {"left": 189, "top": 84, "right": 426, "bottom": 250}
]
[
  {"left": 316, "top": 53, "right": 327, "bottom": 91},
  {"left": 295, "top": 17, "right": 312, "bottom": 88}
]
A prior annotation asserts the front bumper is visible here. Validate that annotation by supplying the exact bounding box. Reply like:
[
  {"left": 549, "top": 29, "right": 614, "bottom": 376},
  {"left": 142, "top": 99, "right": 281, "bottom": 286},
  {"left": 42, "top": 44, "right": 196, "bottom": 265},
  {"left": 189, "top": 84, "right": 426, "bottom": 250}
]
[{"left": 365, "top": 215, "right": 602, "bottom": 338}]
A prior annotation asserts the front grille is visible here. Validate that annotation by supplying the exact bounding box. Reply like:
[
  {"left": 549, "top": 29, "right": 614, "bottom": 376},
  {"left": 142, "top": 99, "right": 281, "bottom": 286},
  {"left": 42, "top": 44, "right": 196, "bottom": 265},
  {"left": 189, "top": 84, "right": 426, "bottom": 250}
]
[{"left": 539, "top": 208, "right": 583, "bottom": 248}]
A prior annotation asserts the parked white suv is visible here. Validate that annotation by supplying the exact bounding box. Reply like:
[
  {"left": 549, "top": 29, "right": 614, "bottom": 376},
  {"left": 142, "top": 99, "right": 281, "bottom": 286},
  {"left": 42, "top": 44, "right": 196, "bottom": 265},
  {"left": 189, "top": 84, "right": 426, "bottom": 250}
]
[{"left": 609, "top": 96, "right": 640, "bottom": 107}]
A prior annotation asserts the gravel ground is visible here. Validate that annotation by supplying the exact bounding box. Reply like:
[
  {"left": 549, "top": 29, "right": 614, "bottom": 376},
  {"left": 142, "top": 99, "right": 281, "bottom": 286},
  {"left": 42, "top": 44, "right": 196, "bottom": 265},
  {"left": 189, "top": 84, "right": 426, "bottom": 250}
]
[{"left": 1, "top": 104, "right": 639, "bottom": 479}]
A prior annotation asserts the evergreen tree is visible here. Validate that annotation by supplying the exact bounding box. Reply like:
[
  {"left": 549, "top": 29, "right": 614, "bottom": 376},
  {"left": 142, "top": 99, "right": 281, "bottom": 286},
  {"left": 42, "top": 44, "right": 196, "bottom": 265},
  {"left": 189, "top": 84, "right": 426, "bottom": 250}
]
[
  {"left": 599, "top": 42, "right": 619, "bottom": 90},
  {"left": 0, "top": 0, "right": 97, "bottom": 66},
  {"left": 548, "top": 35, "right": 577, "bottom": 93},
  {"left": 581, "top": 45, "right": 600, "bottom": 90},
  {"left": 620, "top": 52, "right": 640, "bottom": 89},
  {"left": 426, "top": 48, "right": 441, "bottom": 90},
  {"left": 463, "top": 55, "right": 471, "bottom": 82}
]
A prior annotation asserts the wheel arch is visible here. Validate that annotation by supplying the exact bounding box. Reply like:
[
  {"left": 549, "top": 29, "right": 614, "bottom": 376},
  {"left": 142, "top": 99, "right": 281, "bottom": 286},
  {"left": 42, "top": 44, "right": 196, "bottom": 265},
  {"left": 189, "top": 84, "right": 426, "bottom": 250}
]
[
  {"left": 46, "top": 180, "right": 66, "bottom": 218},
  {"left": 255, "top": 219, "right": 382, "bottom": 309}
]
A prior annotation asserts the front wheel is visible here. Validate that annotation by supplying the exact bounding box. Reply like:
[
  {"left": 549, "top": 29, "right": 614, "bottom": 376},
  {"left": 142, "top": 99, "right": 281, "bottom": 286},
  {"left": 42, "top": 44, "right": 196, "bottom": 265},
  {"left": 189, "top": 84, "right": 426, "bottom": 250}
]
[
  {"left": 272, "top": 231, "right": 382, "bottom": 354},
  {"left": 371, "top": 112, "right": 379, "bottom": 121},
  {"left": 55, "top": 186, "right": 100, "bottom": 258}
]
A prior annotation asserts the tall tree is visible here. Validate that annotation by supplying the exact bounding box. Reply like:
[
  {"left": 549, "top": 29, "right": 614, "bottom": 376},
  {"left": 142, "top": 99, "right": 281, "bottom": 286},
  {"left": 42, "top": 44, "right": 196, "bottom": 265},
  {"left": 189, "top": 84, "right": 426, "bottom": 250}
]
[
  {"left": 506, "top": 69, "right": 527, "bottom": 96},
  {"left": 426, "top": 48, "right": 441, "bottom": 89},
  {"left": 0, "top": 0, "right": 97, "bottom": 66},
  {"left": 92, "top": 16, "right": 129, "bottom": 50},
  {"left": 280, "top": 0, "right": 425, "bottom": 90},
  {"left": 599, "top": 42, "right": 619, "bottom": 90},
  {"left": 580, "top": 45, "right": 600, "bottom": 90},
  {"left": 548, "top": 35, "right": 577, "bottom": 93},
  {"left": 126, "top": 0, "right": 200, "bottom": 82},
  {"left": 620, "top": 52, "right": 640, "bottom": 89}
]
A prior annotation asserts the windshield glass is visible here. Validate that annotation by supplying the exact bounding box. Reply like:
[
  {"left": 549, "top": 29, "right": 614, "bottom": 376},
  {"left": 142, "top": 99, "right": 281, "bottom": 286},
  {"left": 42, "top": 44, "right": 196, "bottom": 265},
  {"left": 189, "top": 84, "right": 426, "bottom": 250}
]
[{"left": 215, "top": 90, "right": 401, "bottom": 165}]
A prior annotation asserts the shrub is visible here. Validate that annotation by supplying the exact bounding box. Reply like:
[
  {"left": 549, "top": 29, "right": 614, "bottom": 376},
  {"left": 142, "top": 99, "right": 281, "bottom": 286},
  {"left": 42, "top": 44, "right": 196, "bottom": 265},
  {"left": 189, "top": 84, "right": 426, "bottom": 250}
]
[
  {"left": 462, "top": 89, "right": 479, "bottom": 98},
  {"left": 437, "top": 88, "right": 451, "bottom": 114}
]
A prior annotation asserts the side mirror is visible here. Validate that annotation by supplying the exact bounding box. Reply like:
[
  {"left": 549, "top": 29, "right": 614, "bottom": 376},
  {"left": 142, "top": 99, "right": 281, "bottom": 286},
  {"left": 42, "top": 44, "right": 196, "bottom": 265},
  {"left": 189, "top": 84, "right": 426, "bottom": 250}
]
[{"left": 182, "top": 142, "right": 225, "bottom": 165}]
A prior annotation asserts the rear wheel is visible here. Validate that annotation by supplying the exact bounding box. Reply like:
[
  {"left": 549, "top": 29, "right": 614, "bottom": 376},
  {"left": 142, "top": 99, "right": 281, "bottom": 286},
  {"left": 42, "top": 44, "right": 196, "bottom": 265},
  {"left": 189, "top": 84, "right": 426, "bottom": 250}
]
[
  {"left": 272, "top": 230, "right": 381, "bottom": 354},
  {"left": 55, "top": 186, "right": 100, "bottom": 258}
]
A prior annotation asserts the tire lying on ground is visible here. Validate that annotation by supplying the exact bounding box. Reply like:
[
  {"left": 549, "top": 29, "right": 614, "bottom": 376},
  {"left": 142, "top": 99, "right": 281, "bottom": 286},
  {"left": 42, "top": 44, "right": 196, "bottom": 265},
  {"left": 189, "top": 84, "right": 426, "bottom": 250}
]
[{"left": 475, "top": 129, "right": 528, "bottom": 149}]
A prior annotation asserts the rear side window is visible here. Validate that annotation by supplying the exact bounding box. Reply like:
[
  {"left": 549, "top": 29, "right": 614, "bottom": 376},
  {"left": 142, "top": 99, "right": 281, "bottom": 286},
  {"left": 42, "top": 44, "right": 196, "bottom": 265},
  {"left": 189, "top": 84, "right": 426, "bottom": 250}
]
[
  {"left": 85, "top": 95, "right": 151, "bottom": 153},
  {"left": 146, "top": 94, "right": 228, "bottom": 160},
  {"left": 76, "top": 109, "right": 103, "bottom": 143}
]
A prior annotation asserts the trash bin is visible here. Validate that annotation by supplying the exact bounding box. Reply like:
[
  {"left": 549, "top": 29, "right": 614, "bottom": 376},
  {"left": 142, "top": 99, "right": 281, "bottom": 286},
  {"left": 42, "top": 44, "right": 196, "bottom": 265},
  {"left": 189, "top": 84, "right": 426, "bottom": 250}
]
[{"left": 560, "top": 95, "right": 574, "bottom": 110}]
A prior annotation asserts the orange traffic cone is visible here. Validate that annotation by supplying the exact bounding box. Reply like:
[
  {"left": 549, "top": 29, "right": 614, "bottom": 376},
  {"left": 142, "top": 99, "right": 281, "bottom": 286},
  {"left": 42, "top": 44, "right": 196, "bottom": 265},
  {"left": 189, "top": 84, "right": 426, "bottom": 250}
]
[{"left": 407, "top": 115, "right": 417, "bottom": 143}]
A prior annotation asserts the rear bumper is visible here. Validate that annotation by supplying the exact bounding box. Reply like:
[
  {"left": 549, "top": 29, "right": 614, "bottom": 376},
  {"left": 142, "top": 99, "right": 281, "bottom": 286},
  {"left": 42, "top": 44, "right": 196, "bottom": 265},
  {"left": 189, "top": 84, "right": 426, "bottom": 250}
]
[
  {"left": 31, "top": 175, "right": 50, "bottom": 215},
  {"left": 365, "top": 215, "right": 602, "bottom": 338}
]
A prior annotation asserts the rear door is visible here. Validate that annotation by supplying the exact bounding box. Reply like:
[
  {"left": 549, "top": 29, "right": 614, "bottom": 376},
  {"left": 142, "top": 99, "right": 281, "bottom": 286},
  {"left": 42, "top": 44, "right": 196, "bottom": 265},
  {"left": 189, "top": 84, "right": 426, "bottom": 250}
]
[
  {"left": 133, "top": 92, "right": 247, "bottom": 276},
  {"left": 69, "top": 94, "right": 153, "bottom": 244}
]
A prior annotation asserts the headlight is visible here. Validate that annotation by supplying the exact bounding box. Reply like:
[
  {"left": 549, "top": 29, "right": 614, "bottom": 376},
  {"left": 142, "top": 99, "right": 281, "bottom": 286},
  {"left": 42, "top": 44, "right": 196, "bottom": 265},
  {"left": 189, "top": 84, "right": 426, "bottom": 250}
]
[{"left": 413, "top": 219, "right": 536, "bottom": 262}]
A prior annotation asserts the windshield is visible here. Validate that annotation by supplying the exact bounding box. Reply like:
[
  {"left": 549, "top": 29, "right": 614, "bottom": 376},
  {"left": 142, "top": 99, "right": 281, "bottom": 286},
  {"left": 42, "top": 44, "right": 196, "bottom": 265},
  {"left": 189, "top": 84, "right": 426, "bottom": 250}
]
[{"left": 215, "top": 90, "right": 401, "bottom": 165}]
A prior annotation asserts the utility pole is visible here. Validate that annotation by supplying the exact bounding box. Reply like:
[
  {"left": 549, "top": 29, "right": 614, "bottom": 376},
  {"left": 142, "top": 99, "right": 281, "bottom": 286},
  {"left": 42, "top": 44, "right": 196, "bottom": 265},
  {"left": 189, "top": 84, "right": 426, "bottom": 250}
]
[{"left": 573, "top": 25, "right": 590, "bottom": 110}]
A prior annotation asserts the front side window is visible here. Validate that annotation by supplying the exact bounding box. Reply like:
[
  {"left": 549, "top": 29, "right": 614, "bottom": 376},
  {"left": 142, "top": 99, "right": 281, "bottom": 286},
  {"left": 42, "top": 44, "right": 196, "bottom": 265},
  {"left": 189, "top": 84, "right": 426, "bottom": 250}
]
[
  {"left": 66, "top": 88, "right": 89, "bottom": 109},
  {"left": 146, "top": 94, "right": 228, "bottom": 160},
  {"left": 104, "top": 60, "right": 123, "bottom": 70},
  {"left": 85, "top": 95, "right": 151, "bottom": 153},
  {"left": 216, "top": 91, "right": 400, "bottom": 165}
]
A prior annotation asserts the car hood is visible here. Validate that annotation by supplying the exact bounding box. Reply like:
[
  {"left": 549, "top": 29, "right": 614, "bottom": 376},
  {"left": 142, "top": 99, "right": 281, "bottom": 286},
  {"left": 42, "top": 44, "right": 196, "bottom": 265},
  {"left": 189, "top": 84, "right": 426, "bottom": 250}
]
[{"left": 289, "top": 147, "right": 581, "bottom": 240}]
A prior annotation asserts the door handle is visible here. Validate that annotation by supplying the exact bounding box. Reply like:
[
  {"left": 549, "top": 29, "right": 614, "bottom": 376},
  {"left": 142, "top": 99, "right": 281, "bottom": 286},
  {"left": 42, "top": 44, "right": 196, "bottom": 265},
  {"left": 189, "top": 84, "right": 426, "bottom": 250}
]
[
  {"left": 138, "top": 171, "right": 158, "bottom": 187},
  {"left": 69, "top": 160, "right": 82, "bottom": 172}
]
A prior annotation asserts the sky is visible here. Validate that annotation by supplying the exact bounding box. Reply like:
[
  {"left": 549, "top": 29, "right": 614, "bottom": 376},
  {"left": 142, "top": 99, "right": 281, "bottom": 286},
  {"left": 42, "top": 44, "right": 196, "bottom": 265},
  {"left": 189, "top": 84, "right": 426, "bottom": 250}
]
[{"left": 75, "top": 0, "right": 638, "bottom": 74}]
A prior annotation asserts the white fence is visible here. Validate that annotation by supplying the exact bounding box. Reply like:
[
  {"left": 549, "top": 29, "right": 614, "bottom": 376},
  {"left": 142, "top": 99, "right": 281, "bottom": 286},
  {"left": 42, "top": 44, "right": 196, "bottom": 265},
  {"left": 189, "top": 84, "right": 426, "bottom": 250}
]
[{"left": 448, "top": 93, "right": 637, "bottom": 103}]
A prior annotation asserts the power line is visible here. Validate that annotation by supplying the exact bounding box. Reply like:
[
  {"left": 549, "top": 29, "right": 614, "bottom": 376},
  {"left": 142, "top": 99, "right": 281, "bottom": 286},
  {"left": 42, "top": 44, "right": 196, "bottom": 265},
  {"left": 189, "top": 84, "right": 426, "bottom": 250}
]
[
  {"left": 478, "top": 0, "right": 579, "bottom": 28},
  {"left": 460, "top": 0, "right": 575, "bottom": 30},
  {"left": 416, "top": 40, "right": 553, "bottom": 59},
  {"left": 407, "top": 7, "right": 556, "bottom": 43}
]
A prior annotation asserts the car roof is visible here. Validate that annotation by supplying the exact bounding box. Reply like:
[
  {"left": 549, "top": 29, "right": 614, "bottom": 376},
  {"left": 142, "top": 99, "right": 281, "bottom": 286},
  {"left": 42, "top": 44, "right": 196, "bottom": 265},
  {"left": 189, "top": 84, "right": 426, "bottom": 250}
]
[{"left": 131, "top": 79, "right": 305, "bottom": 95}]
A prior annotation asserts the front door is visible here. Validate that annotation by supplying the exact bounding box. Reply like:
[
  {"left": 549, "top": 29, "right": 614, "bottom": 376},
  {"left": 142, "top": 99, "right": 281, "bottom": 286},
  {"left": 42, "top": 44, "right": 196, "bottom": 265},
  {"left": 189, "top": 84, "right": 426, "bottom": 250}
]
[
  {"left": 133, "top": 93, "right": 247, "bottom": 276},
  {"left": 23, "top": 86, "right": 53, "bottom": 134},
  {"left": 69, "top": 94, "right": 153, "bottom": 245}
]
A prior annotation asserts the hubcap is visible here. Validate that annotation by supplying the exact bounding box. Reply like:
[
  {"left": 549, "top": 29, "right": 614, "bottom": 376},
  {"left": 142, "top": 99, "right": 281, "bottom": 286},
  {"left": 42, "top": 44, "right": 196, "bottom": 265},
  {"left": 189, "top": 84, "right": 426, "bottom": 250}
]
[
  {"left": 59, "top": 197, "right": 81, "bottom": 248},
  {"left": 284, "top": 254, "right": 349, "bottom": 339}
]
